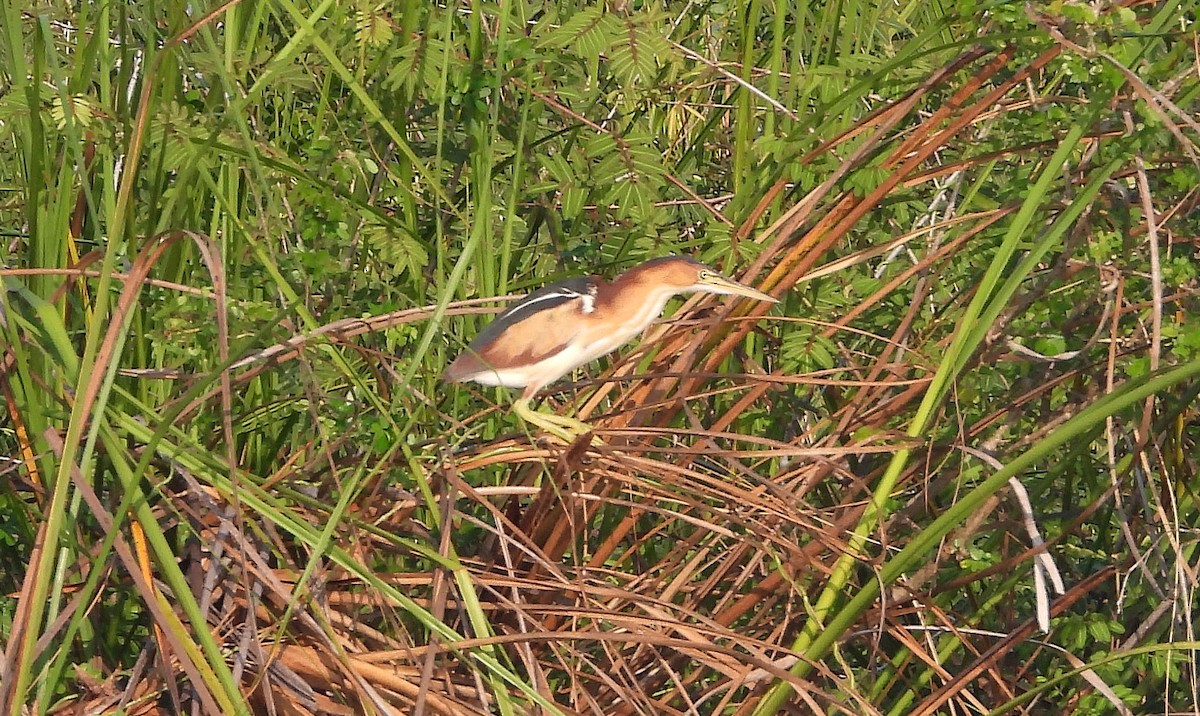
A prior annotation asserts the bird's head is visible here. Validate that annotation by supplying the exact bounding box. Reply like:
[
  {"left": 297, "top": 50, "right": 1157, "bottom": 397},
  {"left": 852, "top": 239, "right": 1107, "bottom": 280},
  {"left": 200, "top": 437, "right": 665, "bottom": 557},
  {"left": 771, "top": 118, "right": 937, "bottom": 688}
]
[{"left": 647, "top": 256, "right": 778, "bottom": 303}]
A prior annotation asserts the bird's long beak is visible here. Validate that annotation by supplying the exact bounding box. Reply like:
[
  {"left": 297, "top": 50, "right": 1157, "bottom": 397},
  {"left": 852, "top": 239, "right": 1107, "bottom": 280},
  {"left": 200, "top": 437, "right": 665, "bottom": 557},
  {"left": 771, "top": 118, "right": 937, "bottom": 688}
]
[{"left": 702, "top": 274, "right": 779, "bottom": 303}]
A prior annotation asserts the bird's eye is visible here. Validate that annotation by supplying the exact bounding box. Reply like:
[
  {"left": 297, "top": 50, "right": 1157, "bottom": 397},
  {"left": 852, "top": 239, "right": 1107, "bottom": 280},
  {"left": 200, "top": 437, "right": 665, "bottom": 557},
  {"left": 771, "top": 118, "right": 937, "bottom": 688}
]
[{"left": 699, "top": 270, "right": 711, "bottom": 280}]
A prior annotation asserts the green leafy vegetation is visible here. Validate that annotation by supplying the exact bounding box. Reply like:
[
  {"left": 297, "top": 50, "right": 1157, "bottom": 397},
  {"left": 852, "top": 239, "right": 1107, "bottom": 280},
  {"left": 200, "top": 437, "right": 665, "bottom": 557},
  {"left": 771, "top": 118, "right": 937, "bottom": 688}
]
[{"left": 1, "top": 0, "right": 1198, "bottom": 713}]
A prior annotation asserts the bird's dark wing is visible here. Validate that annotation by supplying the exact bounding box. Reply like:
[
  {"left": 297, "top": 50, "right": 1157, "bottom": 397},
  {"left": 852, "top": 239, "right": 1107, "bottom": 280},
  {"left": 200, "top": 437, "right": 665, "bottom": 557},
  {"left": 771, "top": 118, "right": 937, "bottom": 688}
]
[
  {"left": 493, "top": 276, "right": 597, "bottom": 326},
  {"left": 444, "top": 277, "right": 597, "bottom": 381}
]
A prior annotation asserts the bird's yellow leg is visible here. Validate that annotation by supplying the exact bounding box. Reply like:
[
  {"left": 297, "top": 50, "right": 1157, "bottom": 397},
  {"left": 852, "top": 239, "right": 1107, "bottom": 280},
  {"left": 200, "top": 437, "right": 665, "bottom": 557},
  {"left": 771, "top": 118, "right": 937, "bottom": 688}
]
[{"left": 513, "top": 397, "right": 603, "bottom": 444}]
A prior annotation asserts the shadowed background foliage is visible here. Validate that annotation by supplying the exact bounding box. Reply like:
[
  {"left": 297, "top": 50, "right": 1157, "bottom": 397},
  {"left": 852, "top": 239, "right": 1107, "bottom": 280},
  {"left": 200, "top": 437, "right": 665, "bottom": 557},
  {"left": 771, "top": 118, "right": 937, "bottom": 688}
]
[{"left": 1, "top": 0, "right": 1199, "bottom": 713}]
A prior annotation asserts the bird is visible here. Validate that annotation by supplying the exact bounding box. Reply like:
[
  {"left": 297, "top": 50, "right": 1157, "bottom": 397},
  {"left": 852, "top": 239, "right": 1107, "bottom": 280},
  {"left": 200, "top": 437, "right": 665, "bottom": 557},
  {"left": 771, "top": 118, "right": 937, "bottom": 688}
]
[{"left": 443, "top": 255, "right": 778, "bottom": 442}]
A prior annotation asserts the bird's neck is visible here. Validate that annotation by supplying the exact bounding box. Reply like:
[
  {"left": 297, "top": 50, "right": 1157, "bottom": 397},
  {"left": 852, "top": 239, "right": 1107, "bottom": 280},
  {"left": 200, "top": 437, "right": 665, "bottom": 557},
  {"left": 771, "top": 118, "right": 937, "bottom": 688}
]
[{"left": 598, "top": 268, "right": 689, "bottom": 339}]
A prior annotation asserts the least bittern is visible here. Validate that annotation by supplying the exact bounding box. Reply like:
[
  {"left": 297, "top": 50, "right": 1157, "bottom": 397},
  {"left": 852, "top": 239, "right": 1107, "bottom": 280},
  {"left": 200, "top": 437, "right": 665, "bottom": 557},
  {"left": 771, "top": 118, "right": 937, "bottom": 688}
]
[{"left": 444, "top": 256, "right": 777, "bottom": 441}]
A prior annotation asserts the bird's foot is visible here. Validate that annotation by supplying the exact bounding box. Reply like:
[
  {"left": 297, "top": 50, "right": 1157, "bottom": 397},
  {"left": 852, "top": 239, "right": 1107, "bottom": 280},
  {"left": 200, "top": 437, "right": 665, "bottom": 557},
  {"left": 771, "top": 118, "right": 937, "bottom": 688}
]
[{"left": 513, "top": 399, "right": 605, "bottom": 445}]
